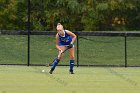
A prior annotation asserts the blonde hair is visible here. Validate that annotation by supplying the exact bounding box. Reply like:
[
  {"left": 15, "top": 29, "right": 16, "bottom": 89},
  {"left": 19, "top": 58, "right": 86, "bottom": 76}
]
[
  {"left": 57, "top": 23, "right": 61, "bottom": 26},
  {"left": 56, "top": 23, "right": 63, "bottom": 30}
]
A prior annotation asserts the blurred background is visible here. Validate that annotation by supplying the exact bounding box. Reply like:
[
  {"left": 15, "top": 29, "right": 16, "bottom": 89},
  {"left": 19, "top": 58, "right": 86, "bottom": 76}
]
[
  {"left": 0, "top": 0, "right": 140, "bottom": 67},
  {"left": 0, "top": 0, "right": 140, "bottom": 31}
]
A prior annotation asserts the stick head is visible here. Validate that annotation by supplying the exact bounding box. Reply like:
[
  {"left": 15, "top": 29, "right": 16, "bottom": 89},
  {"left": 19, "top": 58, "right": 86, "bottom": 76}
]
[{"left": 46, "top": 63, "right": 50, "bottom": 67}]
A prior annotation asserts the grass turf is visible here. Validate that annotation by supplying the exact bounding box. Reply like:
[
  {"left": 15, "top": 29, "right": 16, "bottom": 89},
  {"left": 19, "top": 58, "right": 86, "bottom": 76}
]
[{"left": 0, "top": 66, "right": 140, "bottom": 93}]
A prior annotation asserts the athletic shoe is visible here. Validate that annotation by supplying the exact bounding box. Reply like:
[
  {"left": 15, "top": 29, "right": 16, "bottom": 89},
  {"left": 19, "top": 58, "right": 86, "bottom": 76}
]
[
  {"left": 49, "top": 70, "right": 53, "bottom": 74},
  {"left": 69, "top": 70, "right": 74, "bottom": 74}
]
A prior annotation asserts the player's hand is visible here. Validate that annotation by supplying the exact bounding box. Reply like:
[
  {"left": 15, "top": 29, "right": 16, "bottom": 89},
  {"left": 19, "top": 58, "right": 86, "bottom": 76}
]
[{"left": 68, "top": 44, "right": 73, "bottom": 48}]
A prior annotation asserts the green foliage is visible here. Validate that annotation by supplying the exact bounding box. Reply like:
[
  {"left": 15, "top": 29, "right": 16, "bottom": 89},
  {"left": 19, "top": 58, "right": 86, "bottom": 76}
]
[
  {"left": 0, "top": 0, "right": 18, "bottom": 30},
  {"left": 0, "top": 0, "right": 140, "bottom": 31}
]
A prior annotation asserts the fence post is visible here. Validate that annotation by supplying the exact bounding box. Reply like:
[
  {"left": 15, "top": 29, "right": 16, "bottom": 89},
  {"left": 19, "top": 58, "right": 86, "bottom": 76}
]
[
  {"left": 124, "top": 34, "right": 127, "bottom": 67},
  {"left": 76, "top": 32, "right": 79, "bottom": 67},
  {"left": 27, "top": 0, "right": 31, "bottom": 66}
]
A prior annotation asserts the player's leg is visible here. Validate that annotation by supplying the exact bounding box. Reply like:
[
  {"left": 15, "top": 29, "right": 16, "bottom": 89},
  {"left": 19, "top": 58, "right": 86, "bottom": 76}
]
[
  {"left": 49, "top": 46, "right": 66, "bottom": 74},
  {"left": 68, "top": 47, "right": 75, "bottom": 74}
]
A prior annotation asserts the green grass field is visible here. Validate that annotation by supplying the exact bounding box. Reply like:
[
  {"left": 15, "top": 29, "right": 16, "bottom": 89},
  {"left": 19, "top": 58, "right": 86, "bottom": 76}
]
[{"left": 0, "top": 66, "right": 140, "bottom": 93}]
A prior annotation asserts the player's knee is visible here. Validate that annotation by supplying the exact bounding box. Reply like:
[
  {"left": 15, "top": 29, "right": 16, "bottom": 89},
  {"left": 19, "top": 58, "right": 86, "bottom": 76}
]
[
  {"left": 58, "top": 56, "right": 62, "bottom": 60},
  {"left": 70, "top": 56, "right": 75, "bottom": 60}
]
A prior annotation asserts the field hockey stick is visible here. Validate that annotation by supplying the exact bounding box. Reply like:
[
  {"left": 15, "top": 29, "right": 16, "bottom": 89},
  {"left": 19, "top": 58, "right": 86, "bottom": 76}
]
[
  {"left": 57, "top": 47, "right": 70, "bottom": 58},
  {"left": 46, "top": 46, "right": 70, "bottom": 67}
]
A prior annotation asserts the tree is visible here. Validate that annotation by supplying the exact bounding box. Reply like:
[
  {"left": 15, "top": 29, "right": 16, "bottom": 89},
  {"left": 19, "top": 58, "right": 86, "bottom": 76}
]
[
  {"left": 0, "top": 0, "right": 140, "bottom": 31},
  {"left": 0, "top": 0, "right": 18, "bottom": 30}
]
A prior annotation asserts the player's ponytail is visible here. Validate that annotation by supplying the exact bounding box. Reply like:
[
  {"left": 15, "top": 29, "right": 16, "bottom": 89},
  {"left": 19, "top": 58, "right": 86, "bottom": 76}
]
[
  {"left": 57, "top": 23, "right": 61, "bottom": 26},
  {"left": 56, "top": 23, "right": 63, "bottom": 30}
]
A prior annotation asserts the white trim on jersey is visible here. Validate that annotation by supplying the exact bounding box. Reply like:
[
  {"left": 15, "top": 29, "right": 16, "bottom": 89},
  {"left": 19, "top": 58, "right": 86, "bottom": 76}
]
[{"left": 58, "top": 30, "right": 66, "bottom": 37}]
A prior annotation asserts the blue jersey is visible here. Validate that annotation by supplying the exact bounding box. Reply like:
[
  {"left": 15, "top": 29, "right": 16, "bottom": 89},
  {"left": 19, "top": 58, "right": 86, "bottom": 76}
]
[{"left": 58, "top": 30, "right": 72, "bottom": 46}]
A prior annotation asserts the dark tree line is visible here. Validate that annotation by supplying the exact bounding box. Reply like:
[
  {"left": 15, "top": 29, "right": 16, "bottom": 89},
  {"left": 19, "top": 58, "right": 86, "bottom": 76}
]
[{"left": 0, "top": 0, "right": 140, "bottom": 31}]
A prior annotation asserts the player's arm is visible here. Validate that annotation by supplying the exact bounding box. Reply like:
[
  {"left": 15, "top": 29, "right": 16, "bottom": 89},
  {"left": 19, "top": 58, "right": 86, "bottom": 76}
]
[
  {"left": 66, "top": 30, "right": 77, "bottom": 44},
  {"left": 55, "top": 34, "right": 62, "bottom": 51}
]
